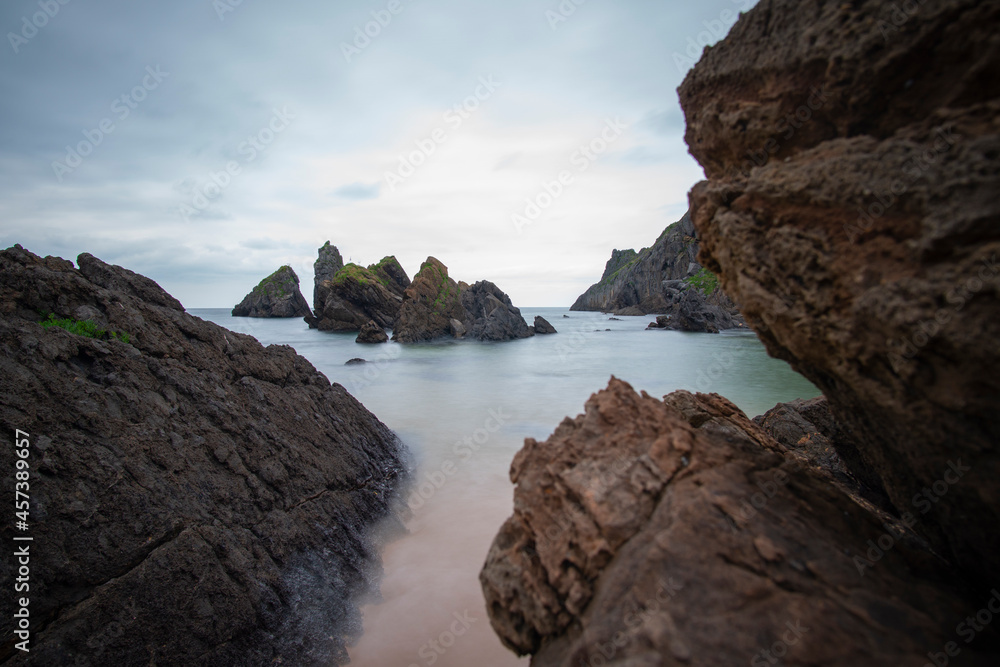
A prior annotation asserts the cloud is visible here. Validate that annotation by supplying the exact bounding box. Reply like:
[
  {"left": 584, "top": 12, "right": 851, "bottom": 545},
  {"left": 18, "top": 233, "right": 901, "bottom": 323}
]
[{"left": 330, "top": 182, "right": 381, "bottom": 200}]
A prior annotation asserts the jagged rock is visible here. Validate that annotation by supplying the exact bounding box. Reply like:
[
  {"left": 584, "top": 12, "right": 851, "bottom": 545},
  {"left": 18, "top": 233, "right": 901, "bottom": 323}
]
[
  {"left": 355, "top": 320, "right": 388, "bottom": 344},
  {"left": 309, "top": 263, "right": 401, "bottom": 332},
  {"left": 232, "top": 265, "right": 311, "bottom": 318},
  {"left": 680, "top": 0, "right": 1000, "bottom": 585},
  {"left": 653, "top": 283, "right": 746, "bottom": 334},
  {"left": 449, "top": 318, "right": 466, "bottom": 338},
  {"left": 0, "top": 245, "right": 404, "bottom": 666},
  {"left": 570, "top": 212, "right": 745, "bottom": 328},
  {"left": 367, "top": 256, "right": 411, "bottom": 299},
  {"left": 533, "top": 316, "right": 557, "bottom": 335},
  {"left": 461, "top": 281, "right": 532, "bottom": 342},
  {"left": 312, "top": 241, "right": 344, "bottom": 313},
  {"left": 392, "top": 257, "right": 466, "bottom": 343},
  {"left": 480, "top": 379, "right": 995, "bottom": 665}
]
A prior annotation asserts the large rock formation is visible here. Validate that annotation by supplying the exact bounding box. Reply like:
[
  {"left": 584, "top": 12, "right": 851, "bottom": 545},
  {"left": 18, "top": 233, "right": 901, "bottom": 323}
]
[
  {"left": 460, "top": 280, "right": 533, "bottom": 342},
  {"left": 308, "top": 263, "right": 403, "bottom": 332},
  {"left": 647, "top": 279, "right": 745, "bottom": 333},
  {"left": 312, "top": 241, "right": 344, "bottom": 313},
  {"left": 570, "top": 212, "right": 745, "bottom": 327},
  {"left": 356, "top": 320, "right": 388, "bottom": 344},
  {"left": 533, "top": 316, "right": 557, "bottom": 335},
  {"left": 679, "top": 0, "right": 1000, "bottom": 586},
  {"left": 480, "top": 379, "right": 995, "bottom": 665},
  {"left": 392, "top": 258, "right": 536, "bottom": 343},
  {"left": 232, "top": 265, "right": 312, "bottom": 318},
  {"left": 0, "top": 246, "right": 404, "bottom": 666},
  {"left": 367, "top": 255, "right": 411, "bottom": 298}
]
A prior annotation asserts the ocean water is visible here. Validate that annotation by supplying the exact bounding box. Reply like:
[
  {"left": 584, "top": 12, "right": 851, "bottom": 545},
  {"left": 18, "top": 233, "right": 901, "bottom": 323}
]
[{"left": 190, "top": 307, "right": 819, "bottom": 667}]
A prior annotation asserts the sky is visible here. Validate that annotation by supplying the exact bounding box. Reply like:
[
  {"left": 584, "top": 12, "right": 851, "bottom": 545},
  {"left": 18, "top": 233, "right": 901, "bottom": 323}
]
[{"left": 0, "top": 0, "right": 756, "bottom": 308}]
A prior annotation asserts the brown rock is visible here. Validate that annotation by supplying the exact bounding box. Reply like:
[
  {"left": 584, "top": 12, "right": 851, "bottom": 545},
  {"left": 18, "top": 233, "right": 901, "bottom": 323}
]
[
  {"left": 355, "top": 319, "right": 388, "bottom": 344},
  {"left": 678, "top": 0, "right": 1000, "bottom": 585},
  {"left": 480, "top": 379, "right": 994, "bottom": 665},
  {"left": 392, "top": 257, "right": 467, "bottom": 343},
  {"left": 232, "top": 265, "right": 312, "bottom": 318},
  {"left": 310, "top": 263, "right": 401, "bottom": 332}
]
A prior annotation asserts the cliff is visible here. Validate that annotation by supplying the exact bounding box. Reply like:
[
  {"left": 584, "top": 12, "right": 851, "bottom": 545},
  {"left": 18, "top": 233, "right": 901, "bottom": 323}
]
[
  {"left": 232, "top": 265, "right": 312, "bottom": 318},
  {"left": 481, "top": 0, "right": 1000, "bottom": 663},
  {"left": 0, "top": 246, "right": 404, "bottom": 665}
]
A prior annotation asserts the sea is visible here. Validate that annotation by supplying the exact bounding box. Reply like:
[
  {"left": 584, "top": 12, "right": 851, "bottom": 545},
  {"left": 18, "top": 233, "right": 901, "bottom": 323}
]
[{"left": 190, "top": 307, "right": 819, "bottom": 667}]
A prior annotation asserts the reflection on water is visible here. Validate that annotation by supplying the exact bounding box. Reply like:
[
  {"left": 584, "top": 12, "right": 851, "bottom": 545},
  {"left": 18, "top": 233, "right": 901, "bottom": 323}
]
[{"left": 191, "top": 308, "right": 818, "bottom": 667}]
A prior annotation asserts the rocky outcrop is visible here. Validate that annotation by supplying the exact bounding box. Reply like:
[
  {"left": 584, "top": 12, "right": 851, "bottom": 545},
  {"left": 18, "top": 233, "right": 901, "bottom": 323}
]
[
  {"left": 356, "top": 320, "right": 388, "bottom": 344},
  {"left": 679, "top": 0, "right": 1000, "bottom": 586},
  {"left": 312, "top": 241, "right": 344, "bottom": 313},
  {"left": 367, "top": 256, "right": 410, "bottom": 298},
  {"left": 570, "top": 213, "right": 745, "bottom": 329},
  {"left": 232, "top": 265, "right": 312, "bottom": 318},
  {"left": 646, "top": 281, "right": 744, "bottom": 333},
  {"left": 480, "top": 379, "right": 995, "bottom": 665},
  {"left": 0, "top": 246, "right": 404, "bottom": 666},
  {"left": 393, "top": 258, "right": 534, "bottom": 343},
  {"left": 308, "top": 263, "right": 402, "bottom": 332},
  {"left": 392, "top": 257, "right": 466, "bottom": 343},
  {"left": 533, "top": 316, "right": 557, "bottom": 335},
  {"left": 460, "top": 281, "right": 533, "bottom": 342}
]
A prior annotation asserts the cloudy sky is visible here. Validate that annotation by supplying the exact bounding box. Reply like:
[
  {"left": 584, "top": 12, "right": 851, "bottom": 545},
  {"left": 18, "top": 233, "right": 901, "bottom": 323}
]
[{"left": 1, "top": 0, "right": 755, "bottom": 307}]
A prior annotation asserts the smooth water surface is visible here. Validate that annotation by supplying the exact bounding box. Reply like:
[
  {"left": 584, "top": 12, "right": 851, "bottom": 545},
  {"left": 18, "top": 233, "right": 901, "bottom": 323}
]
[{"left": 191, "top": 307, "right": 819, "bottom": 667}]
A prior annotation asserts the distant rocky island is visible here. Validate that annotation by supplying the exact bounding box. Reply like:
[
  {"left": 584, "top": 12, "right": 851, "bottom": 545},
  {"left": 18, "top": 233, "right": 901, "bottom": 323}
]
[
  {"left": 570, "top": 211, "right": 745, "bottom": 333},
  {"left": 234, "top": 242, "right": 557, "bottom": 343}
]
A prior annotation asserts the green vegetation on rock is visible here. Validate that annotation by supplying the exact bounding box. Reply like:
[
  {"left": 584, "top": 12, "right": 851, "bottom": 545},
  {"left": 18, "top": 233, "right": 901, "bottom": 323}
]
[
  {"left": 684, "top": 267, "right": 719, "bottom": 296},
  {"left": 331, "top": 263, "right": 376, "bottom": 287},
  {"left": 40, "top": 313, "right": 131, "bottom": 344}
]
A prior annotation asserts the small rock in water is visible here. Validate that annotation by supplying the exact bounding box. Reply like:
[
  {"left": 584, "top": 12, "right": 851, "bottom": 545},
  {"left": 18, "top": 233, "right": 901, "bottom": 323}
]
[{"left": 345, "top": 358, "right": 367, "bottom": 365}]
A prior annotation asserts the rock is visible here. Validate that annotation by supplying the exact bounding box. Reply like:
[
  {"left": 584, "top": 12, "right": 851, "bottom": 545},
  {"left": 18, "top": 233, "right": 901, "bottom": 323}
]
[
  {"left": 679, "top": 0, "right": 1000, "bottom": 585},
  {"left": 461, "top": 281, "right": 533, "bottom": 342},
  {"left": 312, "top": 241, "right": 344, "bottom": 313},
  {"left": 0, "top": 245, "right": 404, "bottom": 666},
  {"left": 392, "top": 257, "right": 466, "bottom": 343},
  {"left": 480, "top": 379, "right": 993, "bottom": 665},
  {"left": 562, "top": 314, "right": 569, "bottom": 318},
  {"left": 232, "top": 265, "right": 312, "bottom": 318},
  {"left": 607, "top": 317, "right": 622, "bottom": 321},
  {"left": 570, "top": 212, "right": 745, "bottom": 327},
  {"left": 310, "top": 263, "right": 401, "bottom": 332},
  {"left": 449, "top": 318, "right": 466, "bottom": 338},
  {"left": 367, "top": 256, "right": 411, "bottom": 299},
  {"left": 658, "top": 284, "right": 743, "bottom": 333},
  {"left": 355, "top": 320, "right": 388, "bottom": 344},
  {"left": 533, "top": 316, "right": 557, "bottom": 335},
  {"left": 345, "top": 358, "right": 367, "bottom": 365}
]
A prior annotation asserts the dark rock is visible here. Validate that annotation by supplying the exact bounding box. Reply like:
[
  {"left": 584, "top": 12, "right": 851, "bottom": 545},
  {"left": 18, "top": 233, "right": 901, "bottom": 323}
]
[
  {"left": 312, "top": 241, "right": 344, "bottom": 313},
  {"left": 480, "top": 379, "right": 993, "bottom": 665},
  {"left": 680, "top": 0, "right": 1000, "bottom": 585},
  {"left": 367, "top": 256, "right": 411, "bottom": 299},
  {"left": 533, "top": 316, "right": 557, "bottom": 335},
  {"left": 0, "top": 245, "right": 404, "bottom": 666},
  {"left": 612, "top": 306, "right": 644, "bottom": 316},
  {"left": 310, "top": 263, "right": 401, "bottom": 332},
  {"left": 355, "top": 320, "right": 388, "bottom": 344},
  {"left": 607, "top": 317, "right": 621, "bottom": 321},
  {"left": 345, "top": 358, "right": 367, "bottom": 365},
  {"left": 562, "top": 314, "right": 569, "bottom": 318},
  {"left": 461, "top": 281, "right": 532, "bottom": 342},
  {"left": 392, "top": 257, "right": 466, "bottom": 343},
  {"left": 232, "top": 265, "right": 312, "bottom": 318}
]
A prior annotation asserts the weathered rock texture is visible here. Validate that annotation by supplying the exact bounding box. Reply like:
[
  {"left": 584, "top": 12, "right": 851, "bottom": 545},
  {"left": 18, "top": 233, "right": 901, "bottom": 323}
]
[
  {"left": 312, "top": 241, "right": 344, "bottom": 313},
  {"left": 480, "top": 379, "right": 997, "bottom": 665},
  {"left": 393, "top": 258, "right": 535, "bottom": 343},
  {"left": 232, "top": 265, "right": 312, "bottom": 318},
  {"left": 570, "top": 212, "right": 745, "bottom": 327},
  {"left": 648, "top": 282, "right": 745, "bottom": 333},
  {"left": 461, "top": 281, "right": 533, "bottom": 342},
  {"left": 533, "top": 316, "right": 557, "bottom": 335},
  {"left": 0, "top": 246, "right": 404, "bottom": 666},
  {"left": 679, "top": 0, "right": 1000, "bottom": 586},
  {"left": 308, "top": 263, "right": 402, "bottom": 332},
  {"left": 356, "top": 320, "right": 388, "bottom": 344},
  {"left": 367, "top": 256, "right": 411, "bottom": 298}
]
